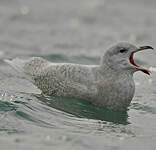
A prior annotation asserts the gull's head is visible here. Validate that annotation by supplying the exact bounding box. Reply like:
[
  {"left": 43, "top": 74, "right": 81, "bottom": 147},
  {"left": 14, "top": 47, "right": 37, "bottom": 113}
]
[{"left": 102, "top": 42, "right": 153, "bottom": 75}]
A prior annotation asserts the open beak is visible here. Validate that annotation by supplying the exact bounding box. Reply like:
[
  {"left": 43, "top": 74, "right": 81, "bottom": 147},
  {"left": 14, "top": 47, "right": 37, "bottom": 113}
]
[
  {"left": 137, "top": 46, "right": 154, "bottom": 51},
  {"left": 129, "top": 46, "right": 154, "bottom": 75}
]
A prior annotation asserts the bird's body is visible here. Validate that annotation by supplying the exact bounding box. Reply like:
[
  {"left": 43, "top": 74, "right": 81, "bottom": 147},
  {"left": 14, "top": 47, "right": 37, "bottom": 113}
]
[{"left": 5, "top": 42, "right": 153, "bottom": 110}]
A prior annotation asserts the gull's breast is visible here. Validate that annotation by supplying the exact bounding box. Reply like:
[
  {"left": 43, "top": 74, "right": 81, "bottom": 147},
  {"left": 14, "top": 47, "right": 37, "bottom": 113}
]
[{"left": 95, "top": 74, "right": 135, "bottom": 110}]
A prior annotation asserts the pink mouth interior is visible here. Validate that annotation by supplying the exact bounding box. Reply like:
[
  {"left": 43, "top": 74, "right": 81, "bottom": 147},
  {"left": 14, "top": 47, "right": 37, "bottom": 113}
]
[
  {"left": 129, "top": 53, "right": 139, "bottom": 67},
  {"left": 129, "top": 53, "right": 150, "bottom": 74}
]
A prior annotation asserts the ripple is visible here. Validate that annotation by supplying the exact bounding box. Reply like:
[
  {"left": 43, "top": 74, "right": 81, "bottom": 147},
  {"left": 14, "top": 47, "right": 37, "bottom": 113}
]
[
  {"left": 130, "top": 102, "right": 156, "bottom": 114},
  {"left": 0, "top": 101, "right": 17, "bottom": 112},
  {"left": 35, "top": 54, "right": 99, "bottom": 65}
]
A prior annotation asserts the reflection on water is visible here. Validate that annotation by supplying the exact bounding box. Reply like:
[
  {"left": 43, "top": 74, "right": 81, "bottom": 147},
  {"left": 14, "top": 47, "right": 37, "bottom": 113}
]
[{"left": 37, "top": 95, "right": 129, "bottom": 125}]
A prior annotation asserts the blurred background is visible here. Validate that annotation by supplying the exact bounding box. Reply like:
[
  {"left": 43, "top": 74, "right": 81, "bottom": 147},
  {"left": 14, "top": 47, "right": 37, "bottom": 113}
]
[
  {"left": 0, "top": 0, "right": 155, "bottom": 58},
  {"left": 0, "top": 0, "right": 156, "bottom": 150}
]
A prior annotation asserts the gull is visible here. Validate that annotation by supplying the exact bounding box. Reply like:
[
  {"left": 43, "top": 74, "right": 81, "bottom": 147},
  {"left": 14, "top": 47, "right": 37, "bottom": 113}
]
[{"left": 5, "top": 42, "right": 153, "bottom": 110}]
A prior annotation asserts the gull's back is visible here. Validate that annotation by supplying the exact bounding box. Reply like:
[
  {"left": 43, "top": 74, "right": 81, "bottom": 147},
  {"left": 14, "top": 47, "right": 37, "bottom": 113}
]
[{"left": 6, "top": 57, "right": 98, "bottom": 99}]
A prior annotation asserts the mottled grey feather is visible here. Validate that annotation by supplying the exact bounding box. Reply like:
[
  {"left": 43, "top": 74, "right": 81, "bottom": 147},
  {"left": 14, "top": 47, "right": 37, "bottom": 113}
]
[{"left": 5, "top": 42, "right": 143, "bottom": 110}]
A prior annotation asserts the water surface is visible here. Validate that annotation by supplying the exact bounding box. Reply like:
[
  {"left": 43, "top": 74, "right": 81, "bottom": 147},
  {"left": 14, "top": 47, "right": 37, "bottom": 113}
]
[{"left": 0, "top": 0, "right": 156, "bottom": 149}]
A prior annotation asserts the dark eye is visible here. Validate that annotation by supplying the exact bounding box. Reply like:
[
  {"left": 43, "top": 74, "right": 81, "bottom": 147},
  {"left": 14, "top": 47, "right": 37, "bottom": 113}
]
[{"left": 120, "top": 48, "right": 128, "bottom": 53}]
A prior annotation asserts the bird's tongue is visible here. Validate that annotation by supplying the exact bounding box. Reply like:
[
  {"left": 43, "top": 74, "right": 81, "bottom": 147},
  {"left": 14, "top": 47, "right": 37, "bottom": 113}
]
[{"left": 129, "top": 53, "right": 150, "bottom": 75}]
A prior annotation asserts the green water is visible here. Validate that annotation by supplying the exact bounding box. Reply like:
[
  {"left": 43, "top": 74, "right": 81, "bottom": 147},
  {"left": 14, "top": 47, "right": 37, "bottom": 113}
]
[{"left": 0, "top": 0, "right": 156, "bottom": 149}]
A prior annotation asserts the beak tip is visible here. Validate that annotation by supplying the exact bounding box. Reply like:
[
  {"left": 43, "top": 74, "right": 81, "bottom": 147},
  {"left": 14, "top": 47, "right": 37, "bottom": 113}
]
[
  {"left": 139, "top": 46, "right": 154, "bottom": 50},
  {"left": 150, "top": 46, "right": 154, "bottom": 50}
]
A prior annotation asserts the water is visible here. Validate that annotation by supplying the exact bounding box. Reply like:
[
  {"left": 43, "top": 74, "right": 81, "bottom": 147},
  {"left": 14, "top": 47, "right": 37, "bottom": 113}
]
[{"left": 0, "top": 0, "right": 156, "bottom": 149}]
